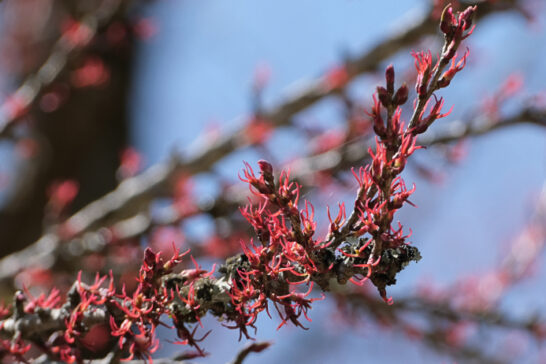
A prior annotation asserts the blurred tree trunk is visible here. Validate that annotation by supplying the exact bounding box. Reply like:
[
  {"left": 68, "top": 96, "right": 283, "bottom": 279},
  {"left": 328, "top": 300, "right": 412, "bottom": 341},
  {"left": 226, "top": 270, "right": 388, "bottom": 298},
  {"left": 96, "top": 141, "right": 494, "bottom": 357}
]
[{"left": 0, "top": 0, "right": 133, "bottom": 257}]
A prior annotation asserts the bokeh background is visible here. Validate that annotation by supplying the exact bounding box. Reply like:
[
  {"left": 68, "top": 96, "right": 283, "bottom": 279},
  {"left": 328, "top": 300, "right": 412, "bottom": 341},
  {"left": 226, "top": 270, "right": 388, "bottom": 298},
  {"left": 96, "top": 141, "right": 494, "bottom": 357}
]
[{"left": 0, "top": 0, "right": 545, "bottom": 363}]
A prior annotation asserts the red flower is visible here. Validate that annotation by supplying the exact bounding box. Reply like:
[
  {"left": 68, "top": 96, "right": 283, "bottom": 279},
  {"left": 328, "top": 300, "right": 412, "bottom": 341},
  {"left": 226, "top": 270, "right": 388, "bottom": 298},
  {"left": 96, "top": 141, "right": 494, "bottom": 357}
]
[{"left": 412, "top": 50, "right": 433, "bottom": 96}]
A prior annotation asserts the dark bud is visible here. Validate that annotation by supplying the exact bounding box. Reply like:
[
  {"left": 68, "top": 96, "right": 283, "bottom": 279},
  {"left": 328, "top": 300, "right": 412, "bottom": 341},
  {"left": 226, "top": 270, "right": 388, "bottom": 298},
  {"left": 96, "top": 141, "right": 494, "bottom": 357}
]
[
  {"left": 437, "top": 77, "right": 450, "bottom": 89},
  {"left": 385, "top": 64, "right": 395, "bottom": 93},
  {"left": 258, "top": 159, "right": 273, "bottom": 177},
  {"left": 258, "top": 159, "right": 274, "bottom": 190},
  {"left": 460, "top": 5, "right": 477, "bottom": 31},
  {"left": 373, "top": 124, "right": 387, "bottom": 139},
  {"left": 372, "top": 113, "right": 386, "bottom": 138},
  {"left": 413, "top": 119, "right": 431, "bottom": 135},
  {"left": 144, "top": 247, "right": 157, "bottom": 267},
  {"left": 376, "top": 86, "right": 390, "bottom": 107},
  {"left": 393, "top": 83, "right": 409, "bottom": 105},
  {"left": 440, "top": 5, "right": 455, "bottom": 35},
  {"left": 416, "top": 83, "right": 427, "bottom": 97}
]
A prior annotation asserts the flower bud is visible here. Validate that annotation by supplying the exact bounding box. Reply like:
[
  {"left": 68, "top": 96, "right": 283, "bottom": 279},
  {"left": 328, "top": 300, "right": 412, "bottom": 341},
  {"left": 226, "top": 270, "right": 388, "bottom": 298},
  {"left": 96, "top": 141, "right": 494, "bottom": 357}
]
[
  {"left": 257, "top": 159, "right": 273, "bottom": 176},
  {"left": 385, "top": 65, "right": 395, "bottom": 93},
  {"left": 460, "top": 6, "right": 477, "bottom": 31},
  {"left": 144, "top": 247, "right": 157, "bottom": 267},
  {"left": 393, "top": 83, "right": 409, "bottom": 105},
  {"left": 440, "top": 5, "right": 455, "bottom": 35},
  {"left": 376, "top": 86, "right": 390, "bottom": 107}
]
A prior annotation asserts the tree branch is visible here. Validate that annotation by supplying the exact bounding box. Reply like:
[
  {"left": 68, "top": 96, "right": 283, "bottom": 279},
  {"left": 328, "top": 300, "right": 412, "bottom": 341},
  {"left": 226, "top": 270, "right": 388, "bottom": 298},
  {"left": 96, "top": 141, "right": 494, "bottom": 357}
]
[{"left": 0, "top": 106, "right": 543, "bottom": 289}]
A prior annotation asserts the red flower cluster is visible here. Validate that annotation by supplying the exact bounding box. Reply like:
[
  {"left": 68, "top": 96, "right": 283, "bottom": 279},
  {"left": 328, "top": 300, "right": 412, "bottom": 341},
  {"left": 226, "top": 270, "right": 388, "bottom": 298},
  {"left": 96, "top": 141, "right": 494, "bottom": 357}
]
[
  {"left": 235, "top": 5, "right": 476, "bottom": 308},
  {"left": 0, "top": 245, "right": 221, "bottom": 362},
  {"left": 410, "top": 5, "right": 475, "bottom": 133},
  {"left": 236, "top": 162, "right": 327, "bottom": 335}
]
